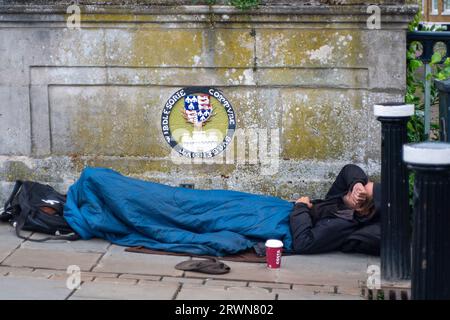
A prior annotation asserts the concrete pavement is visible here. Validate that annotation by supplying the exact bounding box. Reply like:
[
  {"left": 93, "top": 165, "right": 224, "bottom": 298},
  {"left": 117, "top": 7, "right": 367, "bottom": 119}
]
[{"left": 0, "top": 224, "right": 375, "bottom": 300}]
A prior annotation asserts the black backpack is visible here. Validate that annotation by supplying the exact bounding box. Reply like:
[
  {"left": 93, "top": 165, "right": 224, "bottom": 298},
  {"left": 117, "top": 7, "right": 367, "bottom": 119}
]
[{"left": 0, "top": 181, "right": 79, "bottom": 241}]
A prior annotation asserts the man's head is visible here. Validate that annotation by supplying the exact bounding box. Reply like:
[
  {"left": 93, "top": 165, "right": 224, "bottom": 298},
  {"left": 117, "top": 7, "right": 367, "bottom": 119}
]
[
  {"left": 355, "top": 197, "right": 376, "bottom": 217},
  {"left": 344, "top": 181, "right": 376, "bottom": 217},
  {"left": 355, "top": 181, "right": 375, "bottom": 217}
]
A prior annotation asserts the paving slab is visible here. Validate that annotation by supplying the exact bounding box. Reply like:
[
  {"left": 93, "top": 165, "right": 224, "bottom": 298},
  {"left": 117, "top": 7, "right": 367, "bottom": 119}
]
[
  {"left": 22, "top": 235, "right": 110, "bottom": 253},
  {"left": 0, "top": 224, "right": 27, "bottom": 262},
  {"left": 50, "top": 273, "right": 95, "bottom": 282},
  {"left": 162, "top": 276, "right": 204, "bottom": 284},
  {"left": 82, "top": 271, "right": 119, "bottom": 278},
  {"left": 48, "top": 269, "right": 119, "bottom": 282},
  {"left": 70, "top": 280, "right": 179, "bottom": 300},
  {"left": 0, "top": 266, "right": 33, "bottom": 276},
  {"left": 0, "top": 224, "right": 33, "bottom": 243},
  {"left": 0, "top": 277, "right": 72, "bottom": 300},
  {"left": 176, "top": 284, "right": 275, "bottom": 300},
  {"left": 0, "top": 226, "right": 376, "bottom": 300},
  {"left": 93, "top": 245, "right": 185, "bottom": 276},
  {"left": 0, "top": 247, "right": 15, "bottom": 264},
  {"left": 274, "top": 288, "right": 364, "bottom": 300},
  {"left": 120, "top": 274, "right": 161, "bottom": 281},
  {"left": 5, "top": 268, "right": 56, "bottom": 279},
  {"left": 292, "top": 284, "right": 336, "bottom": 294},
  {"left": 0, "top": 224, "right": 22, "bottom": 246},
  {"left": 249, "top": 282, "right": 292, "bottom": 290},
  {"left": 186, "top": 252, "right": 376, "bottom": 289},
  {"left": 205, "top": 279, "right": 248, "bottom": 287},
  {"left": 93, "top": 277, "right": 138, "bottom": 285},
  {"left": 2, "top": 248, "right": 102, "bottom": 271}
]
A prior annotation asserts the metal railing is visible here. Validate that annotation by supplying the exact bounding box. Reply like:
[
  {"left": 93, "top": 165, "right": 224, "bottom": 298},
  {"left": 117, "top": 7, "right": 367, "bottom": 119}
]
[{"left": 407, "top": 31, "right": 450, "bottom": 141}]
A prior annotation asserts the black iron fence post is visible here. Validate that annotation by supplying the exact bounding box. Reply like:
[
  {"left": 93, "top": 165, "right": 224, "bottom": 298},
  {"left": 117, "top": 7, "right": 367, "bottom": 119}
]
[
  {"left": 404, "top": 142, "right": 450, "bottom": 300},
  {"left": 435, "top": 79, "right": 450, "bottom": 142},
  {"left": 374, "top": 103, "right": 414, "bottom": 281},
  {"left": 407, "top": 31, "right": 450, "bottom": 140}
]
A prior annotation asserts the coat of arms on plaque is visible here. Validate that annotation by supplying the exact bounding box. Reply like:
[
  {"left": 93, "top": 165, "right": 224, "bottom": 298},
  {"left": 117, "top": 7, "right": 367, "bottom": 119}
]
[{"left": 161, "top": 87, "right": 236, "bottom": 158}]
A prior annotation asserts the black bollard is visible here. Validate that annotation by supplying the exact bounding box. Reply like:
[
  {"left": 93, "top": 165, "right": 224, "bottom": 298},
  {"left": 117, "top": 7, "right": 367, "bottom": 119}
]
[
  {"left": 404, "top": 142, "right": 450, "bottom": 300},
  {"left": 374, "top": 103, "right": 414, "bottom": 281}
]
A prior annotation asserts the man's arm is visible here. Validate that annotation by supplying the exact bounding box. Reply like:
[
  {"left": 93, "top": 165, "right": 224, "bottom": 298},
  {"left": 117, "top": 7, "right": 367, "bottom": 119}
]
[
  {"left": 325, "top": 164, "right": 369, "bottom": 199},
  {"left": 290, "top": 203, "right": 358, "bottom": 254}
]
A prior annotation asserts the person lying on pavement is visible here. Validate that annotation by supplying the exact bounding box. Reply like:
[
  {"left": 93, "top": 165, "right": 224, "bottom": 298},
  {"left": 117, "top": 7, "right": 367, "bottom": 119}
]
[{"left": 290, "top": 164, "right": 381, "bottom": 255}]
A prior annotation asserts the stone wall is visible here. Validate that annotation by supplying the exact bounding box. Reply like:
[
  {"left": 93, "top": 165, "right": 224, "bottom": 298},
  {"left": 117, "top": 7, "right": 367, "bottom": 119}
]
[{"left": 0, "top": 0, "right": 417, "bottom": 201}]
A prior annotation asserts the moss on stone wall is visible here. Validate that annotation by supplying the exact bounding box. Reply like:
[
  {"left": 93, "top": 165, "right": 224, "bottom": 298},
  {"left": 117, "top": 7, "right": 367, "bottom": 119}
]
[{"left": 0, "top": 0, "right": 417, "bottom": 199}]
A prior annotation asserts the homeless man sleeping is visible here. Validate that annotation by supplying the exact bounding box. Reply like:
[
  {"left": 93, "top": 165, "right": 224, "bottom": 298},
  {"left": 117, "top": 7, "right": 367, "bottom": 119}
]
[{"left": 59, "top": 163, "right": 380, "bottom": 257}]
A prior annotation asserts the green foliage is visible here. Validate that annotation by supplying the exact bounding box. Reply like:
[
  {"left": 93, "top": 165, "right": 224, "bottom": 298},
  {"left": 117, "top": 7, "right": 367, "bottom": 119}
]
[
  {"left": 229, "top": 0, "right": 260, "bottom": 10},
  {"left": 405, "top": 13, "right": 450, "bottom": 206},
  {"left": 406, "top": 13, "right": 450, "bottom": 143},
  {"left": 408, "top": 11, "right": 421, "bottom": 32},
  {"left": 195, "top": 0, "right": 260, "bottom": 10},
  {"left": 406, "top": 37, "right": 424, "bottom": 143}
]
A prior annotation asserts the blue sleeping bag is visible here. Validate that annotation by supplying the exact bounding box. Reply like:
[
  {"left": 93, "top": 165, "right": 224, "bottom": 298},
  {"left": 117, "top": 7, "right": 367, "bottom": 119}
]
[{"left": 64, "top": 167, "right": 294, "bottom": 256}]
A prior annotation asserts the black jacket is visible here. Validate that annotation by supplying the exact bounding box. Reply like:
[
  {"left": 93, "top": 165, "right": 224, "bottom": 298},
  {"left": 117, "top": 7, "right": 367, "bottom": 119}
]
[{"left": 289, "top": 164, "right": 381, "bottom": 255}]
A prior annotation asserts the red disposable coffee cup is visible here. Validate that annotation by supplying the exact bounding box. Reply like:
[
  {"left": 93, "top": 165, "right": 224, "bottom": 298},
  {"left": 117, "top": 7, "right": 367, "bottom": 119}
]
[{"left": 265, "top": 239, "right": 283, "bottom": 269}]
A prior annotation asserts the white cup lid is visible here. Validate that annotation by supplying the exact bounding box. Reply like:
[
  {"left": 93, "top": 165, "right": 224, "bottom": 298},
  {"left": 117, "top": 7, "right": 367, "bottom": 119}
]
[
  {"left": 265, "top": 239, "right": 283, "bottom": 248},
  {"left": 374, "top": 103, "right": 414, "bottom": 117},
  {"left": 403, "top": 142, "right": 450, "bottom": 165}
]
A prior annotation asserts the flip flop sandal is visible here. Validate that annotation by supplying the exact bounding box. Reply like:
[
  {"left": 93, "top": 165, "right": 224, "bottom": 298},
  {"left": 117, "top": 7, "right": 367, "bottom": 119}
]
[{"left": 175, "top": 258, "right": 230, "bottom": 275}]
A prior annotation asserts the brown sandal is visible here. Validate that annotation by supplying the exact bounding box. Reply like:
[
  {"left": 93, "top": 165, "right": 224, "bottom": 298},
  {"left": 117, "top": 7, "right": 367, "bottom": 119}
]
[{"left": 175, "top": 258, "right": 230, "bottom": 275}]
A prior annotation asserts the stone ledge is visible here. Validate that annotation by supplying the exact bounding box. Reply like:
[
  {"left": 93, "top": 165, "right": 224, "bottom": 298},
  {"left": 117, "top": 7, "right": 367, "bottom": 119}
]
[
  {"left": 0, "top": 1, "right": 418, "bottom": 5},
  {"left": 0, "top": 3, "right": 418, "bottom": 24}
]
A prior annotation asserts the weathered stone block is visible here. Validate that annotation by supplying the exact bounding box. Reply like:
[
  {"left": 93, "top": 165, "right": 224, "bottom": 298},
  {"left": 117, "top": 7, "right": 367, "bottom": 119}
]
[
  {"left": 49, "top": 86, "right": 170, "bottom": 157},
  {"left": 363, "top": 30, "right": 407, "bottom": 90},
  {"left": 256, "top": 29, "right": 365, "bottom": 68},
  {"left": 48, "top": 28, "right": 106, "bottom": 66},
  {"left": 211, "top": 29, "right": 255, "bottom": 68},
  {"left": 281, "top": 88, "right": 367, "bottom": 161},
  {"left": 105, "top": 29, "right": 204, "bottom": 67},
  {"left": 0, "top": 86, "right": 31, "bottom": 155},
  {"left": 0, "top": 1, "right": 416, "bottom": 199},
  {"left": 256, "top": 68, "right": 369, "bottom": 88}
]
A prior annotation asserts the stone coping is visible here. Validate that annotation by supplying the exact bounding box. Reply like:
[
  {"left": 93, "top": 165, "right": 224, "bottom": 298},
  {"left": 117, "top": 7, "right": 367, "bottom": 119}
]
[
  {"left": 0, "top": 2, "right": 418, "bottom": 19},
  {"left": 0, "top": 0, "right": 419, "bottom": 6},
  {"left": 404, "top": 142, "right": 450, "bottom": 166},
  {"left": 374, "top": 103, "right": 414, "bottom": 118}
]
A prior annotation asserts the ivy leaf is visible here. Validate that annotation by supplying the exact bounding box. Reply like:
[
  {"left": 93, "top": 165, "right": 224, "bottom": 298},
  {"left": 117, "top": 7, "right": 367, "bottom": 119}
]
[
  {"left": 410, "top": 59, "right": 423, "bottom": 70},
  {"left": 431, "top": 52, "right": 443, "bottom": 65},
  {"left": 441, "top": 65, "right": 450, "bottom": 77},
  {"left": 407, "top": 121, "right": 414, "bottom": 132}
]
